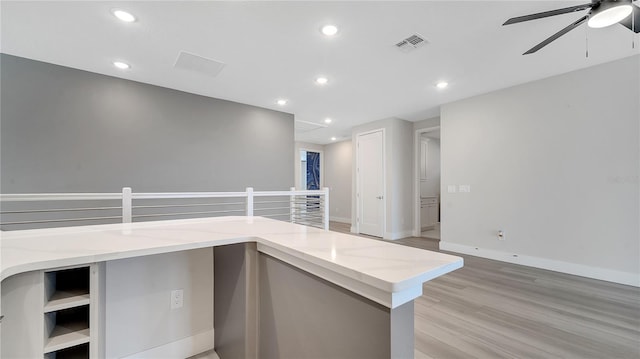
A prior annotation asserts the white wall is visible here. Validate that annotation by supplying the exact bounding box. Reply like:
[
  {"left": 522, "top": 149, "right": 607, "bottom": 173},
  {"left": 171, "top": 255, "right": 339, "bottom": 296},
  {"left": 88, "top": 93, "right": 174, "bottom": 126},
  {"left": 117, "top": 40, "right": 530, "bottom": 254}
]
[
  {"left": 413, "top": 117, "right": 440, "bottom": 132},
  {"left": 440, "top": 55, "right": 640, "bottom": 286},
  {"left": 324, "top": 140, "right": 352, "bottom": 223},
  {"left": 352, "top": 118, "right": 413, "bottom": 239},
  {"left": 105, "top": 249, "right": 214, "bottom": 357}
]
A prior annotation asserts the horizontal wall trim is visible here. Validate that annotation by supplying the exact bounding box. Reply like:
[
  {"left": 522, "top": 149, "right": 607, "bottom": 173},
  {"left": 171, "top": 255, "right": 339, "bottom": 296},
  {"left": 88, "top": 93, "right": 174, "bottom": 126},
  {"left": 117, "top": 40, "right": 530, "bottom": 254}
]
[
  {"left": 440, "top": 242, "right": 639, "bottom": 287},
  {"left": 121, "top": 329, "right": 215, "bottom": 359}
]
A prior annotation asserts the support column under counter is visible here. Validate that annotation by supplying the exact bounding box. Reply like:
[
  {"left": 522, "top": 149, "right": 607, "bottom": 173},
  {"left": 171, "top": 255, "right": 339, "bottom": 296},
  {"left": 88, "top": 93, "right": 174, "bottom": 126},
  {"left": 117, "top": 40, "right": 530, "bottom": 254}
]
[
  {"left": 258, "top": 253, "right": 414, "bottom": 359},
  {"left": 214, "top": 243, "right": 415, "bottom": 359}
]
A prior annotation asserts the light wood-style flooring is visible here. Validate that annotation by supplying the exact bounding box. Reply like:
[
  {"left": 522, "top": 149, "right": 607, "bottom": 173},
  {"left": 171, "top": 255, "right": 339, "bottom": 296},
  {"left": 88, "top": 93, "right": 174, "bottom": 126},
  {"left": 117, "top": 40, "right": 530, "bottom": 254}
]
[{"left": 330, "top": 222, "right": 640, "bottom": 359}]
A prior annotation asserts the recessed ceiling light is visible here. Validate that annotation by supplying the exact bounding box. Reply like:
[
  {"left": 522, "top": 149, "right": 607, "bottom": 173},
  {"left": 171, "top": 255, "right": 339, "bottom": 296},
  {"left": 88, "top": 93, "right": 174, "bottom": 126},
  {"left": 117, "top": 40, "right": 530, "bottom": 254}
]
[
  {"left": 324, "top": 118, "right": 332, "bottom": 124},
  {"left": 276, "top": 99, "right": 288, "bottom": 106},
  {"left": 436, "top": 81, "right": 448, "bottom": 89},
  {"left": 316, "top": 77, "right": 329, "bottom": 85},
  {"left": 331, "top": 137, "right": 337, "bottom": 141},
  {"left": 112, "top": 9, "right": 136, "bottom": 23},
  {"left": 321, "top": 25, "right": 339, "bottom": 36},
  {"left": 113, "top": 61, "right": 130, "bottom": 70}
]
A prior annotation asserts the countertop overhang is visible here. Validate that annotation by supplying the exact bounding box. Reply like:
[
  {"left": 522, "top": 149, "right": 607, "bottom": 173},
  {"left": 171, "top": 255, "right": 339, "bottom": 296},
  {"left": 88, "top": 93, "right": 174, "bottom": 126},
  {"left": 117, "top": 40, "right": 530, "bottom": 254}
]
[{"left": 0, "top": 216, "right": 463, "bottom": 308}]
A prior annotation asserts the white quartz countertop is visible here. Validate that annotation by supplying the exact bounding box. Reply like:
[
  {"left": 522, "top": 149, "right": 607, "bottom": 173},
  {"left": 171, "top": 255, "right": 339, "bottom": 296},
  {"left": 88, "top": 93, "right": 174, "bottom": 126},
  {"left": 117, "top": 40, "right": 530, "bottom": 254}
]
[{"left": 0, "top": 216, "right": 462, "bottom": 308}]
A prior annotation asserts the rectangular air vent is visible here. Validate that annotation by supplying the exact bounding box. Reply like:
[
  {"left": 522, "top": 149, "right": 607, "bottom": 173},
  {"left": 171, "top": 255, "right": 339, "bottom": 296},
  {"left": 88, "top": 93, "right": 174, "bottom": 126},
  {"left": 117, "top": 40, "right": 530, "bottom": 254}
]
[
  {"left": 295, "top": 120, "right": 327, "bottom": 134},
  {"left": 395, "top": 33, "right": 428, "bottom": 52},
  {"left": 174, "top": 51, "right": 226, "bottom": 77}
]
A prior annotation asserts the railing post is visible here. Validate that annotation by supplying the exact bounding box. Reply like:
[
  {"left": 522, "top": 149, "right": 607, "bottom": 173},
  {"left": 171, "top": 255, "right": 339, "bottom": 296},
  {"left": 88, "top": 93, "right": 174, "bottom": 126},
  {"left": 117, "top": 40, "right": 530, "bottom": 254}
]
[
  {"left": 290, "top": 187, "right": 296, "bottom": 223},
  {"left": 323, "top": 187, "right": 330, "bottom": 230},
  {"left": 122, "top": 187, "right": 132, "bottom": 223},
  {"left": 246, "top": 187, "right": 254, "bottom": 216}
]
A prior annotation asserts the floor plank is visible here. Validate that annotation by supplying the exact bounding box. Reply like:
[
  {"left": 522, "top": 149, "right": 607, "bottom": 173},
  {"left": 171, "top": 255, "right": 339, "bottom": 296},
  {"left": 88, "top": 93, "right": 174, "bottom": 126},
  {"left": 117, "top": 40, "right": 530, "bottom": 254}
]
[{"left": 329, "top": 221, "right": 640, "bottom": 358}]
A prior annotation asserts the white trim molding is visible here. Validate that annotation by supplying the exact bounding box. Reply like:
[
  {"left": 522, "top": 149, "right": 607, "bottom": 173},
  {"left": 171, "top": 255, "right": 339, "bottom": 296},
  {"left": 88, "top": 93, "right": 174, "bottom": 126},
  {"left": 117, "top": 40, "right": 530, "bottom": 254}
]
[
  {"left": 120, "top": 329, "right": 215, "bottom": 359},
  {"left": 440, "top": 242, "right": 640, "bottom": 287}
]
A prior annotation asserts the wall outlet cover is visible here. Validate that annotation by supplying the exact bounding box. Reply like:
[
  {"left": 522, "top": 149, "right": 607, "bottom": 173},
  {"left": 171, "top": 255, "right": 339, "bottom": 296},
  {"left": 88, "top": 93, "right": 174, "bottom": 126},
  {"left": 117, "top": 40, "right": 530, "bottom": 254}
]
[{"left": 171, "top": 289, "right": 184, "bottom": 309}]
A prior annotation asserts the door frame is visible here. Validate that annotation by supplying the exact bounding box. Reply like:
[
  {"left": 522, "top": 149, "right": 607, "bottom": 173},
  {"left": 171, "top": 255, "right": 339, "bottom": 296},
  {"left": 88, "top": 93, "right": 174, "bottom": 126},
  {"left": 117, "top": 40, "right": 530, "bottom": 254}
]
[
  {"left": 355, "top": 128, "right": 386, "bottom": 237},
  {"left": 297, "top": 148, "right": 324, "bottom": 190},
  {"left": 413, "top": 126, "right": 440, "bottom": 237}
]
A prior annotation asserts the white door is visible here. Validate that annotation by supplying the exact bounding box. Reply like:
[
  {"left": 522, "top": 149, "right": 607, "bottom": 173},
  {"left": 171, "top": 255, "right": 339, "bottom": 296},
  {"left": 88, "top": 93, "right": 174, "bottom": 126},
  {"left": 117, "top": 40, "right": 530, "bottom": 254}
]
[{"left": 357, "top": 130, "right": 384, "bottom": 237}]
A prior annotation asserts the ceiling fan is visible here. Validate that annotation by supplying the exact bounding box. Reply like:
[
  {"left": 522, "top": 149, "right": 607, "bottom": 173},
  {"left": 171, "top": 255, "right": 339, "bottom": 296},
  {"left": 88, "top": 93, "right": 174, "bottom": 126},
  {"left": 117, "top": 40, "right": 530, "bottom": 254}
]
[{"left": 503, "top": 0, "right": 639, "bottom": 54}]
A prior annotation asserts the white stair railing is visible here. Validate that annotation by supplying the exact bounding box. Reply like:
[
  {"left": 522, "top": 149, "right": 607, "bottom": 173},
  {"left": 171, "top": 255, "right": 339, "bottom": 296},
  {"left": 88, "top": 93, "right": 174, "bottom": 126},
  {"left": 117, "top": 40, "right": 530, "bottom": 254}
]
[{"left": 0, "top": 187, "right": 329, "bottom": 231}]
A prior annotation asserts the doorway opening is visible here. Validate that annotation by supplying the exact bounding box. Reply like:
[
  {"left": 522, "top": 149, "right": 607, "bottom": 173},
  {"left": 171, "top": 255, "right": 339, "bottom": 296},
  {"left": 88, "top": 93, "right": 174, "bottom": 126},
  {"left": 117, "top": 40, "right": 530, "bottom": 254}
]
[
  {"left": 299, "top": 150, "right": 321, "bottom": 190},
  {"left": 414, "top": 127, "right": 441, "bottom": 240}
]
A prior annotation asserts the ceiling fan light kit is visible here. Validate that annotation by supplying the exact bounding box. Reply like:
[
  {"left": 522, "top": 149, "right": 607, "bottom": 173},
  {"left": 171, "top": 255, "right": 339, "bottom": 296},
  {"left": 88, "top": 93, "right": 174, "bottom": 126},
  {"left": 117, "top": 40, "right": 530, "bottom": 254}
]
[
  {"left": 588, "top": 0, "right": 633, "bottom": 28},
  {"left": 503, "top": 0, "right": 638, "bottom": 54}
]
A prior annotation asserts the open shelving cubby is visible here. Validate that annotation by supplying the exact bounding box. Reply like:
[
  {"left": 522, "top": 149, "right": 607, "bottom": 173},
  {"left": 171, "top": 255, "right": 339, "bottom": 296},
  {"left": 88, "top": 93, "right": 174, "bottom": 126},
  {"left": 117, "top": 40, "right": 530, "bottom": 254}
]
[
  {"left": 43, "top": 342, "right": 90, "bottom": 359},
  {"left": 44, "top": 266, "right": 91, "bottom": 313},
  {"left": 43, "top": 266, "right": 92, "bottom": 358}
]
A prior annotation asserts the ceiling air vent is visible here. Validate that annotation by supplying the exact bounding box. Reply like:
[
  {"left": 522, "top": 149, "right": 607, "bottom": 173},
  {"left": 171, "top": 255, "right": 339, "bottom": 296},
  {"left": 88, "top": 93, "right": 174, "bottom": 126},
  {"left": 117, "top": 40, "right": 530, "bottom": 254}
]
[
  {"left": 295, "top": 120, "right": 327, "bottom": 134},
  {"left": 174, "top": 51, "right": 226, "bottom": 77},
  {"left": 395, "top": 33, "right": 428, "bottom": 52}
]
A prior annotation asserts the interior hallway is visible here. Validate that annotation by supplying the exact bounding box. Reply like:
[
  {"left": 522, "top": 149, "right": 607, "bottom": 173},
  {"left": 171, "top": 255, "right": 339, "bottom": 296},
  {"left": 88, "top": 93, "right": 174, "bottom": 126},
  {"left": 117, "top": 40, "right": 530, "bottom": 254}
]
[{"left": 330, "top": 222, "right": 640, "bottom": 358}]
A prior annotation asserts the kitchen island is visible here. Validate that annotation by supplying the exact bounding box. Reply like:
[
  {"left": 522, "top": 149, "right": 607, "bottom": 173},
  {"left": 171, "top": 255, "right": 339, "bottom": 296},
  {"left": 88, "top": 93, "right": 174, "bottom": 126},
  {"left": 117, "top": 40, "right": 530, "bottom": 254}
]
[{"left": 1, "top": 216, "right": 462, "bottom": 358}]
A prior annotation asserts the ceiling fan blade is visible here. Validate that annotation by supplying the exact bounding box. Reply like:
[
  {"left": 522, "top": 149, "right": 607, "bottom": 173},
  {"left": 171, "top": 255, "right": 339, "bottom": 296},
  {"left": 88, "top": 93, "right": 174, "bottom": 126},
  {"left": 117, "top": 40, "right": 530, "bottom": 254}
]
[
  {"left": 503, "top": 2, "right": 594, "bottom": 25},
  {"left": 523, "top": 15, "right": 589, "bottom": 55},
  {"left": 619, "top": 4, "right": 640, "bottom": 33}
]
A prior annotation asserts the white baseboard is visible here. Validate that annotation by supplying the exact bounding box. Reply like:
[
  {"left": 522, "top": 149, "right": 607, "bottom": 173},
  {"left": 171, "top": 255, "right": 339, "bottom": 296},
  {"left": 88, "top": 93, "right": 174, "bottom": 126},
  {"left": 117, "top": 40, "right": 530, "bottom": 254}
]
[
  {"left": 440, "top": 242, "right": 640, "bottom": 287},
  {"left": 384, "top": 230, "right": 413, "bottom": 240},
  {"left": 121, "top": 329, "right": 215, "bottom": 359},
  {"left": 329, "top": 216, "right": 351, "bottom": 224}
]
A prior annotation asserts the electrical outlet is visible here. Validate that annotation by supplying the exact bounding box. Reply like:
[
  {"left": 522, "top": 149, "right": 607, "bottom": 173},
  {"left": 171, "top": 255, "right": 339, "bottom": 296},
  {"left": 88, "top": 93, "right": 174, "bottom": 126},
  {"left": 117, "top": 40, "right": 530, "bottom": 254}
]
[{"left": 171, "top": 289, "right": 184, "bottom": 309}]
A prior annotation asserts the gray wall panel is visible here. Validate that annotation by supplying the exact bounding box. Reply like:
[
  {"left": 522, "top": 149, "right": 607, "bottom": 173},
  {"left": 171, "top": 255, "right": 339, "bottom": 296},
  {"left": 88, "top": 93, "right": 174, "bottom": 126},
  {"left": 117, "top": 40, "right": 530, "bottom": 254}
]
[
  {"left": 214, "top": 243, "right": 258, "bottom": 359},
  {"left": 258, "top": 254, "right": 392, "bottom": 359},
  {"left": 0, "top": 54, "right": 294, "bottom": 193}
]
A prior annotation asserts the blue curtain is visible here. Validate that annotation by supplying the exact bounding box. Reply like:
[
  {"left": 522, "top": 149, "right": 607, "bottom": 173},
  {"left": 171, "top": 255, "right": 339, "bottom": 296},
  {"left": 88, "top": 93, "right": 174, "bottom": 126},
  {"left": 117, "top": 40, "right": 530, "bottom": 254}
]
[{"left": 306, "top": 152, "right": 320, "bottom": 190}]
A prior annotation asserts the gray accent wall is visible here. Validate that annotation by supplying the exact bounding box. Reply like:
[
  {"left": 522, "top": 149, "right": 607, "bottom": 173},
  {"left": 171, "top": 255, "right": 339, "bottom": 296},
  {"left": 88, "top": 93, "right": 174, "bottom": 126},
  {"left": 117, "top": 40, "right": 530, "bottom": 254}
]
[
  {"left": 440, "top": 55, "right": 639, "bottom": 285},
  {"left": 0, "top": 54, "right": 293, "bottom": 357},
  {"left": 0, "top": 54, "right": 294, "bottom": 193}
]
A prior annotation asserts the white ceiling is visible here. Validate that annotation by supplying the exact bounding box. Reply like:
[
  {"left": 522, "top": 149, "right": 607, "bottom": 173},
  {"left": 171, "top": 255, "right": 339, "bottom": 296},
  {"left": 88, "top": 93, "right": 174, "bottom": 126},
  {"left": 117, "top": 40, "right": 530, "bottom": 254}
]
[{"left": 2, "top": 1, "right": 638, "bottom": 144}]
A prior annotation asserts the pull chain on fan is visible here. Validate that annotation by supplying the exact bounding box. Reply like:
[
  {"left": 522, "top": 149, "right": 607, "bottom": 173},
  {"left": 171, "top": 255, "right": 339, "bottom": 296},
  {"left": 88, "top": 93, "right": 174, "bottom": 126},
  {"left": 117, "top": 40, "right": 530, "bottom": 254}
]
[
  {"left": 585, "top": 21, "right": 590, "bottom": 58},
  {"left": 633, "top": 6, "right": 636, "bottom": 48}
]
